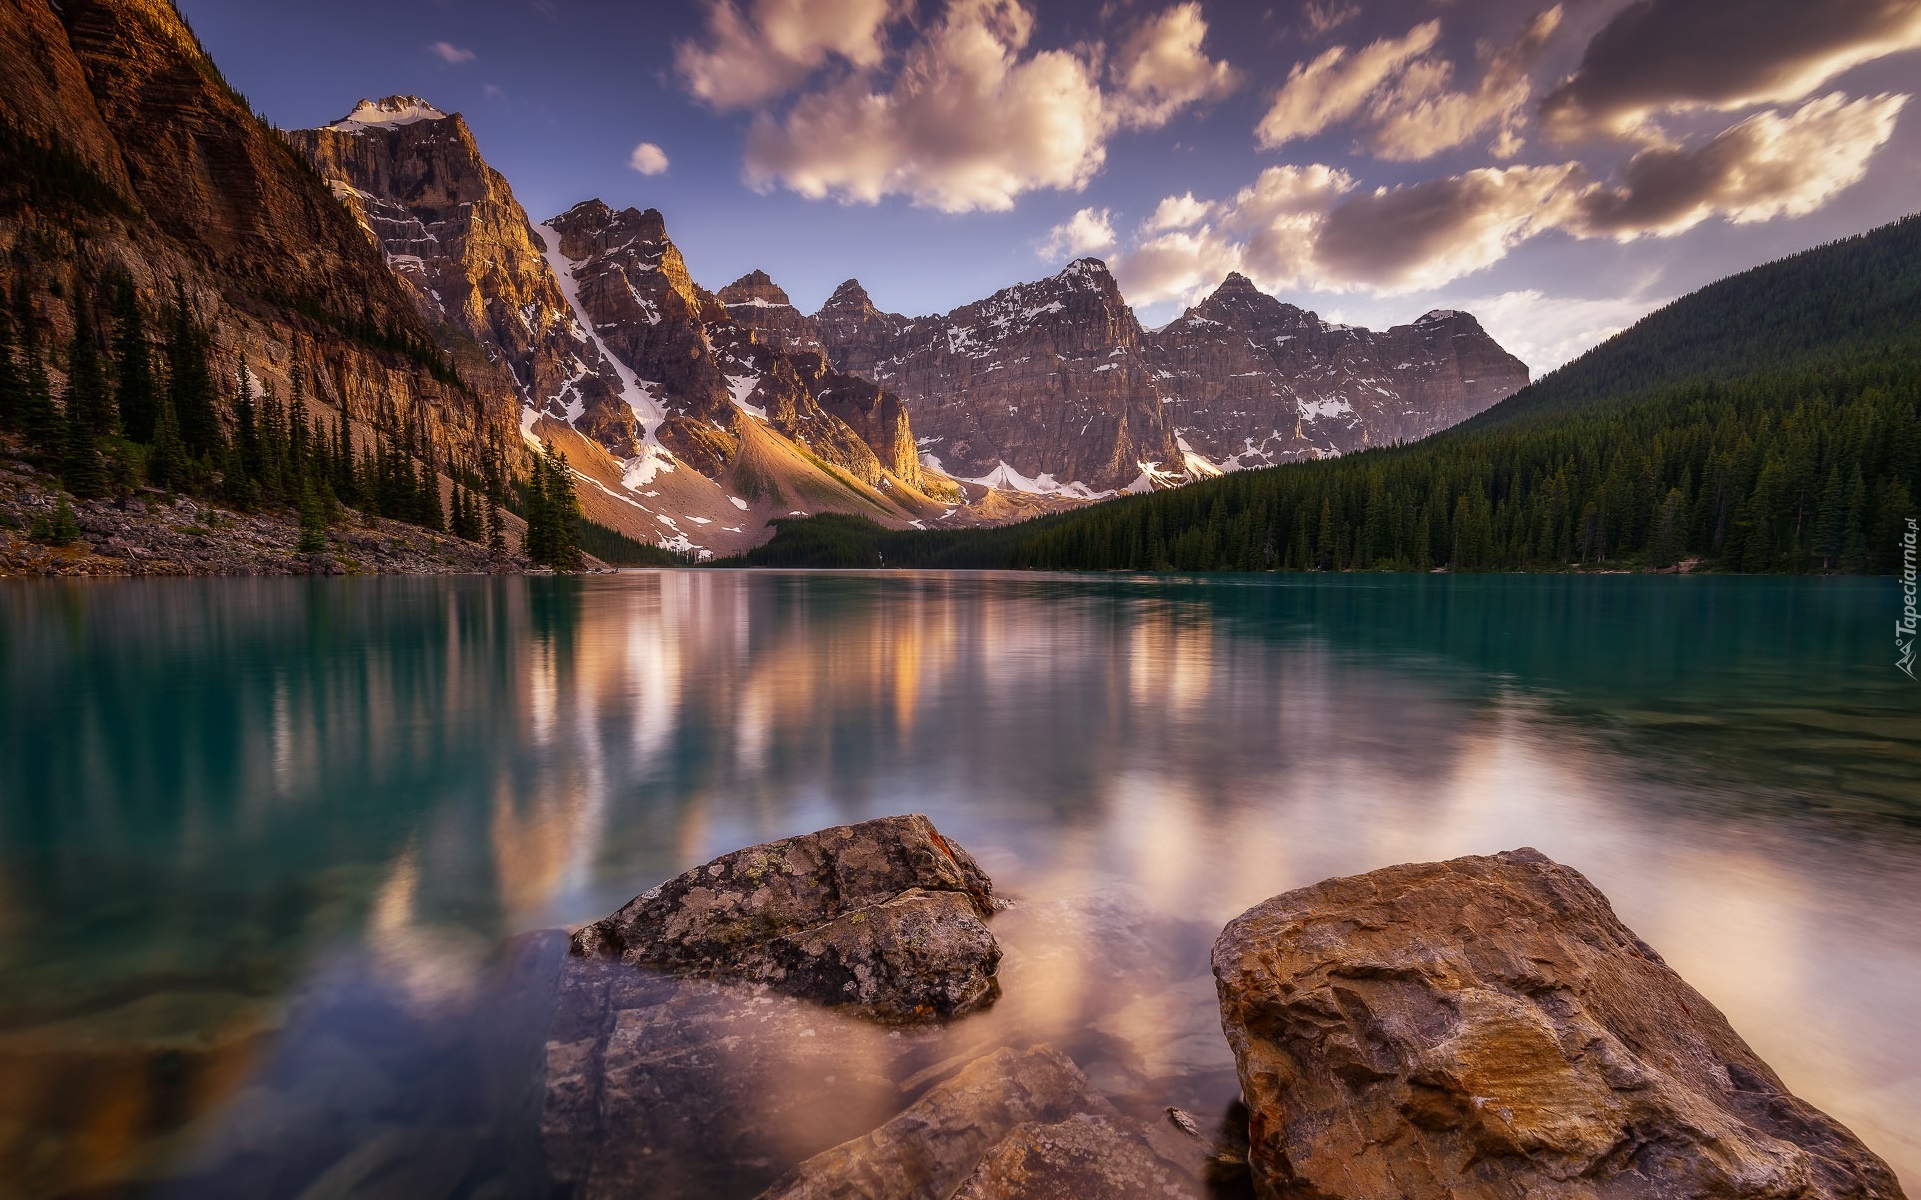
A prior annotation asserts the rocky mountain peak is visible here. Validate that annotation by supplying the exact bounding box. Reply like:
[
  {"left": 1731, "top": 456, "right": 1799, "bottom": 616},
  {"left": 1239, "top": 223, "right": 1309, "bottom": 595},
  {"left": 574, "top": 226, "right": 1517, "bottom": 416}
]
[
  {"left": 327, "top": 96, "right": 449, "bottom": 132},
  {"left": 820, "top": 278, "right": 879, "bottom": 317},
  {"left": 1185, "top": 272, "right": 1314, "bottom": 335},
  {"left": 719, "top": 270, "right": 794, "bottom": 309}
]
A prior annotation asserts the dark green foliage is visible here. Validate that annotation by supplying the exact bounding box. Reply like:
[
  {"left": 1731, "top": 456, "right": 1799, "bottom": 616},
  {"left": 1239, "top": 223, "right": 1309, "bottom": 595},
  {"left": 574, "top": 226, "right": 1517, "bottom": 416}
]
[
  {"left": 111, "top": 277, "right": 158, "bottom": 442},
  {"left": 30, "top": 497, "right": 81, "bottom": 545},
  {"left": 15, "top": 283, "right": 61, "bottom": 456},
  {"left": 165, "top": 291, "right": 221, "bottom": 457},
  {"left": 1475, "top": 213, "right": 1921, "bottom": 428},
  {"left": 146, "top": 395, "right": 188, "bottom": 491},
  {"left": 65, "top": 288, "right": 116, "bottom": 436},
  {"left": 0, "top": 304, "right": 21, "bottom": 431},
  {"left": 576, "top": 517, "right": 698, "bottom": 566},
  {"left": 723, "top": 511, "right": 1070, "bottom": 569},
  {"left": 60, "top": 403, "right": 107, "bottom": 498},
  {"left": 521, "top": 441, "right": 583, "bottom": 570},
  {"left": 220, "top": 441, "right": 257, "bottom": 511},
  {"left": 265, "top": 290, "right": 466, "bottom": 390},
  {"left": 296, "top": 482, "right": 328, "bottom": 554}
]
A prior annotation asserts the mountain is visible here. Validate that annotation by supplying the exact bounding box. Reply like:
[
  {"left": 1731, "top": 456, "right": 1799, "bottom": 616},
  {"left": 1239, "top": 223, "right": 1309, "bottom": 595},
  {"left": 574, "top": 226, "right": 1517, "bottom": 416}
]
[
  {"left": 290, "top": 101, "right": 966, "bottom": 557},
  {"left": 0, "top": 4, "right": 516, "bottom": 479},
  {"left": 1144, "top": 273, "right": 1528, "bottom": 466},
  {"left": 808, "top": 261, "right": 1527, "bottom": 495},
  {"left": 286, "top": 98, "right": 632, "bottom": 447},
  {"left": 814, "top": 259, "right": 1184, "bottom": 495},
  {"left": 782, "top": 211, "right": 1916, "bottom": 575}
]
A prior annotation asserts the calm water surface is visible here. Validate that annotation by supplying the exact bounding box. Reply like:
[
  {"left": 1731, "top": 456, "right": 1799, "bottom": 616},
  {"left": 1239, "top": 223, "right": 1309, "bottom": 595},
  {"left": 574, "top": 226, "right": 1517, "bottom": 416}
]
[{"left": 1, "top": 572, "right": 1917, "bottom": 1198}]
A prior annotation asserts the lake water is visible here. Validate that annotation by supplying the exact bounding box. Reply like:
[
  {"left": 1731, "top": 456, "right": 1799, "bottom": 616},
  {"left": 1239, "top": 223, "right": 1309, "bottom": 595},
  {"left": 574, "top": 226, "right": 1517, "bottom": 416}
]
[{"left": 1, "top": 571, "right": 1917, "bottom": 1198}]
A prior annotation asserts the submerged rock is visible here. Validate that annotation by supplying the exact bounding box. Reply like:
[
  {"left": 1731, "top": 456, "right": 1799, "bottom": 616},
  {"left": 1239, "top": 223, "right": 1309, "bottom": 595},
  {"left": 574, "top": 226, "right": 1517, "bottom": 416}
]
[
  {"left": 1212, "top": 848, "right": 1907, "bottom": 1200},
  {"left": 571, "top": 814, "right": 1000, "bottom": 1022},
  {"left": 757, "top": 1044, "right": 1204, "bottom": 1200}
]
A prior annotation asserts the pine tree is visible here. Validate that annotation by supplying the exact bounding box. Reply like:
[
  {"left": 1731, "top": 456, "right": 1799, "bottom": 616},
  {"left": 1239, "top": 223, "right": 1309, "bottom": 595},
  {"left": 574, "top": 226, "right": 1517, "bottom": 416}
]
[
  {"left": 296, "top": 480, "right": 328, "bottom": 554},
  {"left": 485, "top": 489, "right": 506, "bottom": 561},
  {"left": 0, "top": 304, "right": 21, "bottom": 431},
  {"left": 165, "top": 289, "right": 220, "bottom": 456},
  {"left": 66, "top": 291, "right": 116, "bottom": 437},
  {"left": 61, "top": 395, "right": 108, "bottom": 498},
  {"left": 111, "top": 276, "right": 158, "bottom": 443},
  {"left": 147, "top": 395, "right": 188, "bottom": 490},
  {"left": 17, "top": 284, "right": 62, "bottom": 457},
  {"left": 233, "top": 361, "right": 263, "bottom": 488},
  {"left": 221, "top": 441, "right": 257, "bottom": 511}
]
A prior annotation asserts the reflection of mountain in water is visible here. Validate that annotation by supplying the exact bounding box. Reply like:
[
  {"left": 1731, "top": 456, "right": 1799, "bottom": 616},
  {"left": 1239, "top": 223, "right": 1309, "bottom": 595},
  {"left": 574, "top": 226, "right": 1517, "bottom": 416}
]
[{"left": 1, "top": 573, "right": 1917, "bottom": 1196}]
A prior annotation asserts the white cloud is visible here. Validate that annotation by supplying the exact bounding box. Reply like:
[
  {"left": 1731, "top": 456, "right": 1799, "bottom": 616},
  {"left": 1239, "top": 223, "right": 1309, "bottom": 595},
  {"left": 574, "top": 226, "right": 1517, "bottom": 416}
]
[
  {"left": 1301, "top": 1, "right": 1360, "bottom": 39},
  {"left": 1575, "top": 91, "right": 1908, "bottom": 237},
  {"left": 1109, "top": 2, "right": 1240, "bottom": 129},
  {"left": 629, "top": 142, "right": 671, "bottom": 175},
  {"left": 1256, "top": 20, "right": 1439, "bottom": 149},
  {"left": 1144, "top": 192, "right": 1214, "bottom": 232},
  {"left": 1038, "top": 207, "right": 1117, "bottom": 260},
  {"left": 1451, "top": 289, "right": 1670, "bottom": 373},
  {"left": 1363, "top": 7, "right": 1563, "bottom": 161},
  {"left": 676, "top": 0, "right": 898, "bottom": 110},
  {"left": 427, "top": 41, "right": 477, "bottom": 65},
  {"left": 743, "top": 0, "right": 1110, "bottom": 212}
]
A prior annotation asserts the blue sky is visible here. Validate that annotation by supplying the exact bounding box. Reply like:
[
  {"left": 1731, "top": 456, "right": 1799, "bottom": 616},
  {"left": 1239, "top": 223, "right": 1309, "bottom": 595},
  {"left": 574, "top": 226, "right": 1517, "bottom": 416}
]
[{"left": 177, "top": 0, "right": 1921, "bottom": 372}]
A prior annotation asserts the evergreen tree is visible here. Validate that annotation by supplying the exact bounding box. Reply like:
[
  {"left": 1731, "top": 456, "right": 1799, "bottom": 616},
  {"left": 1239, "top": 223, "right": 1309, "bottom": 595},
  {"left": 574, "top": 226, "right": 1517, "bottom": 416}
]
[
  {"left": 221, "top": 441, "right": 257, "bottom": 511},
  {"left": 17, "top": 284, "right": 62, "bottom": 457},
  {"left": 296, "top": 480, "right": 328, "bottom": 554},
  {"left": 0, "top": 304, "right": 21, "bottom": 431},
  {"left": 111, "top": 276, "right": 158, "bottom": 443},
  {"left": 165, "top": 289, "right": 220, "bottom": 456},
  {"left": 147, "top": 395, "right": 188, "bottom": 491},
  {"left": 65, "top": 289, "right": 116, "bottom": 438},
  {"left": 233, "top": 361, "right": 262, "bottom": 488},
  {"left": 61, "top": 397, "right": 108, "bottom": 498}
]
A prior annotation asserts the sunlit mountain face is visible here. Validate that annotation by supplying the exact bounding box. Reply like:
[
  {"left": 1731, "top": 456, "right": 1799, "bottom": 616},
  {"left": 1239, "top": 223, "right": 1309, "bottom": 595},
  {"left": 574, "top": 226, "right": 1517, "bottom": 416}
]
[{"left": 177, "top": 0, "right": 1921, "bottom": 376}]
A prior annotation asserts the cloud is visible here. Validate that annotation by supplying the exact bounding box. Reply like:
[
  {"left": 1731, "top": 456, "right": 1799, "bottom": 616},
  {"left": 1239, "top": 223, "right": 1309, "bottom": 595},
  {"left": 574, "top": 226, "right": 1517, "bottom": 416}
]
[
  {"left": 1109, "top": 2, "right": 1240, "bottom": 129},
  {"left": 676, "top": 0, "right": 898, "bottom": 110},
  {"left": 1363, "top": 7, "right": 1563, "bottom": 160},
  {"left": 1541, "top": 0, "right": 1921, "bottom": 140},
  {"left": 427, "top": 41, "right": 477, "bottom": 64},
  {"left": 1144, "top": 192, "right": 1214, "bottom": 232},
  {"left": 1314, "top": 164, "right": 1583, "bottom": 291},
  {"left": 1454, "top": 289, "right": 1671, "bottom": 372},
  {"left": 1575, "top": 91, "right": 1907, "bottom": 237},
  {"left": 1256, "top": 20, "right": 1440, "bottom": 149},
  {"left": 1038, "top": 207, "right": 1118, "bottom": 259},
  {"left": 1301, "top": 1, "right": 1360, "bottom": 39},
  {"left": 1115, "top": 164, "right": 1353, "bottom": 305},
  {"left": 1257, "top": 11, "right": 1566, "bottom": 161},
  {"left": 743, "top": 0, "right": 1110, "bottom": 212},
  {"left": 629, "top": 142, "right": 672, "bottom": 175}
]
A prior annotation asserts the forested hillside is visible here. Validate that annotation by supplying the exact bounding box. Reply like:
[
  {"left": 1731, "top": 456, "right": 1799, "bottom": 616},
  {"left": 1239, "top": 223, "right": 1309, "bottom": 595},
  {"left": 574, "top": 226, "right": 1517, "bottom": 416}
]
[{"left": 741, "top": 213, "right": 1921, "bottom": 575}]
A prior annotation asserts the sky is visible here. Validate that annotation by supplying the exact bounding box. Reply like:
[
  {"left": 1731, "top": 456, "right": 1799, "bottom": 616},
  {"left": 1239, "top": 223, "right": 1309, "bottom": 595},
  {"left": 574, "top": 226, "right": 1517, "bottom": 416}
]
[{"left": 175, "top": 0, "right": 1921, "bottom": 374}]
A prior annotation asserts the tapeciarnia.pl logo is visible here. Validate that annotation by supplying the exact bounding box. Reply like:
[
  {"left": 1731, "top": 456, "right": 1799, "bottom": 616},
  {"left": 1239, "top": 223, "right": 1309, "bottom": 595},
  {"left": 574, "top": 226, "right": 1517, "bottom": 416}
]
[{"left": 1901, "top": 517, "right": 1919, "bottom": 679}]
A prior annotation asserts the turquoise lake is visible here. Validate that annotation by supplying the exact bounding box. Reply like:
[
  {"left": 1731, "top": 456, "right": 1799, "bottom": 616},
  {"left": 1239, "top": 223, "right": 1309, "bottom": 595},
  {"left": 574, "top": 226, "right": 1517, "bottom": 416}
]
[{"left": 1, "top": 571, "right": 1917, "bottom": 1197}]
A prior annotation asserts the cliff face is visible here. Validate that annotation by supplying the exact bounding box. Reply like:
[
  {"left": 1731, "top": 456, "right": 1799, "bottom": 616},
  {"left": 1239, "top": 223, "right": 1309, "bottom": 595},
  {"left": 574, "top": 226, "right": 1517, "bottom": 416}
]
[
  {"left": 0, "top": 1, "right": 516, "bottom": 475},
  {"left": 540, "top": 201, "right": 931, "bottom": 494},
  {"left": 286, "top": 99, "right": 634, "bottom": 454},
  {"left": 816, "top": 260, "right": 1186, "bottom": 494},
  {"left": 717, "top": 270, "right": 826, "bottom": 358},
  {"left": 813, "top": 265, "right": 1529, "bottom": 493},
  {"left": 1145, "top": 274, "right": 1530, "bottom": 466}
]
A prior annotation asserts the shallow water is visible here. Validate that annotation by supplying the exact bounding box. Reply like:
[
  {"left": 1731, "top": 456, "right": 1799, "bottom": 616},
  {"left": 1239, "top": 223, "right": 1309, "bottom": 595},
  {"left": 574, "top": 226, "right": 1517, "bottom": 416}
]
[{"left": 0, "top": 571, "right": 1917, "bottom": 1197}]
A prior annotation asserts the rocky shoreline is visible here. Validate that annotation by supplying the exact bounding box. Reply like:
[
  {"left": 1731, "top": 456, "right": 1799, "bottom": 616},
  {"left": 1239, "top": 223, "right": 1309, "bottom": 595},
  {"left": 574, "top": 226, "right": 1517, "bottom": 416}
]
[
  {"left": 0, "top": 444, "right": 530, "bottom": 578},
  {"left": 544, "top": 817, "right": 1908, "bottom": 1200}
]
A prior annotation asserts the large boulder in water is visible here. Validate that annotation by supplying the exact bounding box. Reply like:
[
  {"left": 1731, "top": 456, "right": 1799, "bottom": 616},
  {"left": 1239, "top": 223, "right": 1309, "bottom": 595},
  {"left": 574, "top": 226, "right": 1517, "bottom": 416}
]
[
  {"left": 1212, "top": 848, "right": 1906, "bottom": 1200},
  {"left": 570, "top": 814, "right": 1000, "bottom": 1022}
]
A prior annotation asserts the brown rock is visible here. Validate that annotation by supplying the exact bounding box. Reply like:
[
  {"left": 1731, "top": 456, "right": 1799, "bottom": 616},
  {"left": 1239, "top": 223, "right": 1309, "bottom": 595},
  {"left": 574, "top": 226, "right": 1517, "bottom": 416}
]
[
  {"left": 756, "top": 1044, "right": 1118, "bottom": 1200},
  {"left": 571, "top": 814, "right": 1000, "bottom": 1022},
  {"left": 1212, "top": 848, "right": 1906, "bottom": 1200},
  {"left": 950, "top": 1112, "right": 1206, "bottom": 1200}
]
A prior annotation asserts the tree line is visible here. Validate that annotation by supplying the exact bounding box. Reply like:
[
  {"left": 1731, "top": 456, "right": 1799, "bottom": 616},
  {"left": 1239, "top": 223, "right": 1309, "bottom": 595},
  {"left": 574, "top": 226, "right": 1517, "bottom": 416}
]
[{"left": 0, "top": 269, "right": 595, "bottom": 570}]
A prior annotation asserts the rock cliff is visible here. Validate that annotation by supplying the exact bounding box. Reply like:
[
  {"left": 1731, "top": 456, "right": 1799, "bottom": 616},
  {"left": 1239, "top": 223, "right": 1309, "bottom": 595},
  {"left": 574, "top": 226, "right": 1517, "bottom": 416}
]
[
  {"left": 286, "top": 99, "right": 631, "bottom": 448},
  {"left": 0, "top": 2, "right": 517, "bottom": 482},
  {"left": 813, "top": 261, "right": 1528, "bottom": 495},
  {"left": 1212, "top": 848, "right": 1905, "bottom": 1200},
  {"left": 815, "top": 260, "right": 1184, "bottom": 494},
  {"left": 1146, "top": 273, "right": 1529, "bottom": 466}
]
